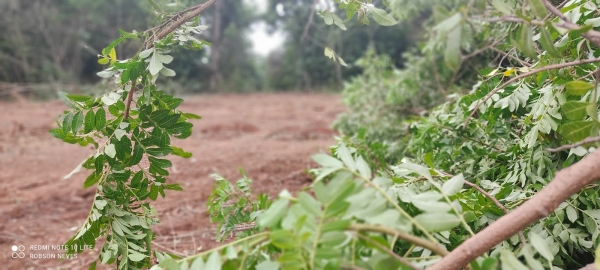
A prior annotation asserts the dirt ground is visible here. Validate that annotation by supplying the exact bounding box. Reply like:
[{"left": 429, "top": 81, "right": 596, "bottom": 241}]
[{"left": 0, "top": 93, "right": 344, "bottom": 269}]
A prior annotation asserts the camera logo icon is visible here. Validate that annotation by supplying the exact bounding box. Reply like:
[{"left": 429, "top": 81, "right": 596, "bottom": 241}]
[{"left": 11, "top": 245, "right": 25, "bottom": 259}]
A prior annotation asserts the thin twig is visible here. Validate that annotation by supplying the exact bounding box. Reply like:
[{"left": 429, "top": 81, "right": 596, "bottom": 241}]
[
  {"left": 124, "top": 81, "right": 136, "bottom": 120},
  {"left": 547, "top": 136, "right": 600, "bottom": 152},
  {"left": 152, "top": 241, "right": 186, "bottom": 257},
  {"left": 464, "top": 58, "right": 600, "bottom": 128},
  {"left": 461, "top": 36, "right": 507, "bottom": 60},
  {"left": 431, "top": 57, "right": 447, "bottom": 95},
  {"left": 490, "top": 47, "right": 531, "bottom": 67},
  {"left": 146, "top": 0, "right": 218, "bottom": 49},
  {"left": 462, "top": 181, "right": 527, "bottom": 245},
  {"left": 541, "top": 0, "right": 600, "bottom": 47},
  {"left": 348, "top": 223, "right": 448, "bottom": 257},
  {"left": 301, "top": 0, "right": 318, "bottom": 42},
  {"left": 354, "top": 233, "right": 420, "bottom": 270}
]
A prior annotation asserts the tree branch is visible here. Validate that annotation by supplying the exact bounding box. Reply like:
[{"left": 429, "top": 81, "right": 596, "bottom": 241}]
[
  {"left": 547, "top": 136, "right": 600, "bottom": 152},
  {"left": 301, "top": 0, "right": 318, "bottom": 43},
  {"left": 124, "top": 81, "right": 136, "bottom": 120},
  {"left": 145, "top": 0, "right": 218, "bottom": 49},
  {"left": 462, "top": 181, "right": 527, "bottom": 245},
  {"left": 348, "top": 223, "right": 448, "bottom": 257},
  {"left": 463, "top": 58, "right": 600, "bottom": 128},
  {"left": 354, "top": 233, "right": 419, "bottom": 270},
  {"left": 429, "top": 149, "right": 600, "bottom": 269},
  {"left": 541, "top": 0, "right": 600, "bottom": 47}
]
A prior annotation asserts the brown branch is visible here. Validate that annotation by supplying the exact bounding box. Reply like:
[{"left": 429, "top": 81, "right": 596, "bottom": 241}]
[
  {"left": 462, "top": 181, "right": 527, "bottom": 245},
  {"left": 301, "top": 0, "right": 318, "bottom": 43},
  {"left": 348, "top": 223, "right": 448, "bottom": 257},
  {"left": 125, "top": 0, "right": 217, "bottom": 118},
  {"left": 145, "top": 0, "right": 218, "bottom": 49},
  {"left": 124, "top": 81, "right": 136, "bottom": 120},
  {"left": 579, "top": 263, "right": 598, "bottom": 270},
  {"left": 463, "top": 58, "right": 600, "bottom": 128},
  {"left": 354, "top": 233, "right": 419, "bottom": 270},
  {"left": 547, "top": 136, "right": 600, "bottom": 152},
  {"left": 541, "top": 0, "right": 600, "bottom": 47},
  {"left": 431, "top": 57, "right": 447, "bottom": 95},
  {"left": 461, "top": 36, "right": 507, "bottom": 60},
  {"left": 429, "top": 149, "right": 600, "bottom": 270},
  {"left": 489, "top": 47, "right": 531, "bottom": 67}
]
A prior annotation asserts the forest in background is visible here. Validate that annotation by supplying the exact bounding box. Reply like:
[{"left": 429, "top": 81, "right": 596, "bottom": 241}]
[{"left": 0, "top": 0, "right": 418, "bottom": 95}]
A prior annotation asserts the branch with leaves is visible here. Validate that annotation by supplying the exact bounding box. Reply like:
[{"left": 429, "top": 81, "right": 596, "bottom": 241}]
[{"left": 54, "top": 1, "right": 217, "bottom": 269}]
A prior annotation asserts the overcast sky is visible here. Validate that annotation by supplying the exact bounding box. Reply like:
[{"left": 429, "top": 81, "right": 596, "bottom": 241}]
[{"left": 245, "top": 0, "right": 285, "bottom": 56}]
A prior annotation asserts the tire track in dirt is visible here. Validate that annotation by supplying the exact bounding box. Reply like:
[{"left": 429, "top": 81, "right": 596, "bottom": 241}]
[{"left": 0, "top": 93, "right": 344, "bottom": 269}]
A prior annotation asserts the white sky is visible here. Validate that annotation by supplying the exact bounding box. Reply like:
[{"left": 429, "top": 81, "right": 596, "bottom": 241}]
[{"left": 245, "top": 0, "right": 286, "bottom": 56}]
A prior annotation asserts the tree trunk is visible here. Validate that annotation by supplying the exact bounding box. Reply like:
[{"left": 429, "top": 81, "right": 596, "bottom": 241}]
[{"left": 209, "top": 0, "right": 223, "bottom": 92}]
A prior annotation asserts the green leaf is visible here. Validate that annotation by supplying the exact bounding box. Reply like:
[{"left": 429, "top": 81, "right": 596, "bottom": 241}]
[
  {"left": 97, "top": 57, "right": 110, "bottom": 65},
  {"left": 146, "top": 0, "right": 162, "bottom": 12},
  {"left": 258, "top": 198, "right": 288, "bottom": 229},
  {"left": 146, "top": 147, "right": 173, "bottom": 157},
  {"left": 270, "top": 230, "right": 297, "bottom": 249},
  {"left": 84, "top": 172, "right": 101, "bottom": 188},
  {"left": 128, "top": 144, "right": 143, "bottom": 166},
  {"left": 298, "top": 192, "right": 321, "bottom": 217},
  {"left": 84, "top": 110, "right": 95, "bottom": 133},
  {"left": 324, "top": 47, "right": 335, "bottom": 59},
  {"left": 182, "top": 113, "right": 202, "bottom": 120},
  {"left": 355, "top": 156, "right": 372, "bottom": 179},
  {"left": 323, "top": 11, "right": 333, "bottom": 25},
  {"left": 332, "top": 13, "right": 347, "bottom": 30},
  {"left": 566, "top": 205, "right": 578, "bottom": 222},
  {"left": 444, "top": 25, "right": 462, "bottom": 70},
  {"left": 164, "top": 183, "right": 183, "bottom": 191},
  {"left": 539, "top": 27, "right": 561, "bottom": 58},
  {"left": 58, "top": 91, "right": 79, "bottom": 110},
  {"left": 171, "top": 146, "right": 192, "bottom": 158},
  {"left": 561, "top": 101, "right": 591, "bottom": 120},
  {"left": 159, "top": 258, "right": 180, "bottom": 270},
  {"left": 492, "top": 0, "right": 513, "bottom": 14},
  {"left": 95, "top": 107, "right": 106, "bottom": 131},
  {"left": 105, "top": 144, "right": 117, "bottom": 159},
  {"left": 558, "top": 121, "right": 598, "bottom": 142},
  {"left": 500, "top": 250, "right": 528, "bottom": 270},
  {"left": 148, "top": 156, "right": 172, "bottom": 168},
  {"left": 336, "top": 143, "right": 356, "bottom": 171},
  {"left": 367, "top": 6, "right": 397, "bottom": 26},
  {"left": 442, "top": 173, "right": 464, "bottom": 196},
  {"left": 414, "top": 213, "right": 461, "bottom": 232},
  {"left": 62, "top": 113, "right": 74, "bottom": 134},
  {"left": 530, "top": 232, "right": 554, "bottom": 261},
  {"left": 205, "top": 252, "right": 221, "bottom": 270},
  {"left": 128, "top": 251, "right": 147, "bottom": 262},
  {"left": 151, "top": 109, "right": 181, "bottom": 128},
  {"left": 66, "top": 94, "right": 94, "bottom": 103},
  {"left": 565, "top": 81, "right": 594, "bottom": 95},
  {"left": 149, "top": 184, "right": 159, "bottom": 200},
  {"left": 319, "top": 231, "right": 347, "bottom": 246},
  {"left": 312, "top": 154, "right": 343, "bottom": 168},
  {"left": 527, "top": 0, "right": 548, "bottom": 18},
  {"left": 256, "top": 261, "right": 280, "bottom": 270},
  {"left": 321, "top": 219, "right": 350, "bottom": 232},
  {"left": 190, "top": 257, "right": 205, "bottom": 270},
  {"left": 397, "top": 160, "right": 432, "bottom": 181},
  {"left": 516, "top": 24, "right": 537, "bottom": 59},
  {"left": 595, "top": 245, "right": 600, "bottom": 270}
]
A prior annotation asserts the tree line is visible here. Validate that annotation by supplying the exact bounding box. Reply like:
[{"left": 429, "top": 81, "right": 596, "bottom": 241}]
[{"left": 0, "top": 0, "right": 416, "bottom": 93}]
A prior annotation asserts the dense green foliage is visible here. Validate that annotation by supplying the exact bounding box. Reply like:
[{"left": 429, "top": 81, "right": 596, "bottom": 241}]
[{"left": 51, "top": 0, "right": 600, "bottom": 269}]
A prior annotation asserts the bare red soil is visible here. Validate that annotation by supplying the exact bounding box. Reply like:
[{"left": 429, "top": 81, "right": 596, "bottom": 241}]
[{"left": 0, "top": 93, "right": 344, "bottom": 269}]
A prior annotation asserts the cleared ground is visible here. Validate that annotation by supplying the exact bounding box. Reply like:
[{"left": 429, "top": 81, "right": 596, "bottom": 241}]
[{"left": 0, "top": 93, "right": 344, "bottom": 269}]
